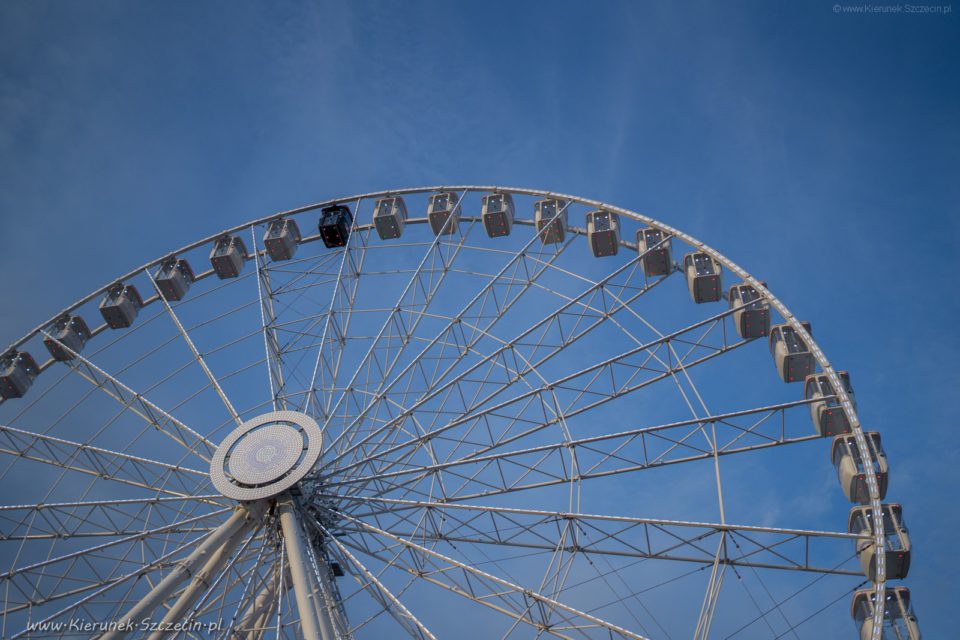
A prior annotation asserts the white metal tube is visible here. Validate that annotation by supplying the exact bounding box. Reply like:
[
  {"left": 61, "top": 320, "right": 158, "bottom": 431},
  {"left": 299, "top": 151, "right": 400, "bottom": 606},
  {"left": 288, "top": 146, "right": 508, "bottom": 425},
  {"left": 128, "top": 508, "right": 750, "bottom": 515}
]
[
  {"left": 146, "top": 518, "right": 256, "bottom": 640},
  {"left": 277, "top": 496, "right": 332, "bottom": 640},
  {"left": 100, "top": 504, "right": 262, "bottom": 640}
]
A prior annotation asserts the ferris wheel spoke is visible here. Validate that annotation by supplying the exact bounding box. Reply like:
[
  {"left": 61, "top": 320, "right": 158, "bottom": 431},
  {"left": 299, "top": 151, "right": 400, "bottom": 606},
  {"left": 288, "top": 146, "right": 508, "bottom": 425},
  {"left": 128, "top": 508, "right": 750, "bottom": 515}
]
[
  {"left": 0, "top": 424, "right": 210, "bottom": 498},
  {"left": 145, "top": 268, "right": 243, "bottom": 428},
  {"left": 329, "top": 497, "right": 862, "bottom": 577},
  {"left": 333, "top": 306, "right": 750, "bottom": 493},
  {"left": 250, "top": 228, "right": 288, "bottom": 412},
  {"left": 324, "top": 241, "right": 669, "bottom": 475},
  {"left": 39, "top": 332, "right": 216, "bottom": 462},
  {"left": 327, "top": 398, "right": 819, "bottom": 510},
  {"left": 333, "top": 510, "right": 649, "bottom": 640},
  {"left": 245, "top": 231, "right": 354, "bottom": 415},
  {"left": 0, "top": 494, "right": 225, "bottom": 541},
  {"left": 320, "top": 529, "right": 436, "bottom": 640},
  {"left": 319, "top": 203, "right": 477, "bottom": 453},
  {"left": 300, "top": 200, "right": 366, "bottom": 420},
  {"left": 3, "top": 534, "right": 216, "bottom": 640},
  {"left": 344, "top": 281, "right": 724, "bottom": 480},
  {"left": 323, "top": 212, "right": 577, "bottom": 462},
  {"left": 694, "top": 535, "right": 728, "bottom": 640},
  {"left": 0, "top": 506, "right": 232, "bottom": 625}
]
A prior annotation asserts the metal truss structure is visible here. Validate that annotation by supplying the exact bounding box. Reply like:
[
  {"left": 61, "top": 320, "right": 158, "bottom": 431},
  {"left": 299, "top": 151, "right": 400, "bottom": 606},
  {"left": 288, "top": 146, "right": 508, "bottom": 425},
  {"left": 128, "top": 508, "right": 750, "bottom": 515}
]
[{"left": 0, "top": 187, "right": 914, "bottom": 639}]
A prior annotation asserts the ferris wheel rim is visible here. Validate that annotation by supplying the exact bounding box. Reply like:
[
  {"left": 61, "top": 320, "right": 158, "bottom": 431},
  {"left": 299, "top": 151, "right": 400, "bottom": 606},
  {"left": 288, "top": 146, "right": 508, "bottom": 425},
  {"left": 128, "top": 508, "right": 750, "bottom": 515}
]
[{"left": 0, "top": 185, "right": 893, "bottom": 638}]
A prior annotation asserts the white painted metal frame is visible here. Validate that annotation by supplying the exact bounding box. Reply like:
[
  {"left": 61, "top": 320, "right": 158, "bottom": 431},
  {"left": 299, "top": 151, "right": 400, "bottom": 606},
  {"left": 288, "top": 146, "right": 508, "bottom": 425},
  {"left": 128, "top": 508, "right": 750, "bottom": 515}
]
[{"left": 0, "top": 186, "right": 899, "bottom": 639}]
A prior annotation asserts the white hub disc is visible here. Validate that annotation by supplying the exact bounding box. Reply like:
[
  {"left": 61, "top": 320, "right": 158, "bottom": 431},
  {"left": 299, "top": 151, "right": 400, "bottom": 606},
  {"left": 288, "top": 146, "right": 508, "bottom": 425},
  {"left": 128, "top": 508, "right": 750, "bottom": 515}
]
[{"left": 210, "top": 410, "right": 322, "bottom": 500}]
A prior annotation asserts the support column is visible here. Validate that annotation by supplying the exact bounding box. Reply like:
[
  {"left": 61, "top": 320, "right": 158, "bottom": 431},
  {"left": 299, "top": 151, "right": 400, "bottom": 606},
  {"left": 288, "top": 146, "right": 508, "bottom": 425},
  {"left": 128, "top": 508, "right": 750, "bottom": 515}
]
[
  {"left": 146, "top": 515, "right": 257, "bottom": 640},
  {"left": 101, "top": 502, "right": 265, "bottom": 640},
  {"left": 277, "top": 494, "right": 336, "bottom": 640}
]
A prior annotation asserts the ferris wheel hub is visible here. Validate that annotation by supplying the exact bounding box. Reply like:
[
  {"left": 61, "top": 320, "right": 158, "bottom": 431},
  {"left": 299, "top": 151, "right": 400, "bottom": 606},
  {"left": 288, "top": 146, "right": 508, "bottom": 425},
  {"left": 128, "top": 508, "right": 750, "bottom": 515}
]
[{"left": 210, "top": 410, "right": 323, "bottom": 501}]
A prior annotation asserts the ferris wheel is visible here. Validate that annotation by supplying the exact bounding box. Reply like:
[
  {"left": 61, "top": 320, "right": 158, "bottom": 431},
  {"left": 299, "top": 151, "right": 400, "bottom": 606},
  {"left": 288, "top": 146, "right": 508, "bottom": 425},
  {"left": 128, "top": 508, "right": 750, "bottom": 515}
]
[{"left": 0, "top": 186, "right": 920, "bottom": 639}]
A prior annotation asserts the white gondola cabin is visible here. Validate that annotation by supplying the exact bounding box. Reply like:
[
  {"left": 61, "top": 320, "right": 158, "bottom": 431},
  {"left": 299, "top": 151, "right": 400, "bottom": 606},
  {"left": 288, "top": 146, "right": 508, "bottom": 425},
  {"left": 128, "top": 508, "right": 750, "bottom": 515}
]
[
  {"left": 319, "top": 205, "right": 352, "bottom": 248},
  {"left": 0, "top": 350, "right": 39, "bottom": 400},
  {"left": 481, "top": 192, "right": 514, "bottom": 238},
  {"left": 636, "top": 228, "right": 672, "bottom": 277},
  {"left": 769, "top": 322, "right": 814, "bottom": 382},
  {"left": 586, "top": 210, "right": 620, "bottom": 257},
  {"left": 99, "top": 283, "right": 143, "bottom": 329},
  {"left": 154, "top": 257, "right": 195, "bottom": 301},
  {"left": 210, "top": 235, "right": 247, "bottom": 279},
  {"left": 848, "top": 504, "right": 911, "bottom": 581},
  {"left": 373, "top": 196, "right": 407, "bottom": 240},
  {"left": 728, "top": 283, "right": 770, "bottom": 339},
  {"left": 804, "top": 371, "right": 855, "bottom": 437},
  {"left": 264, "top": 218, "right": 301, "bottom": 260},
  {"left": 852, "top": 587, "right": 920, "bottom": 640},
  {"left": 683, "top": 252, "right": 722, "bottom": 303},
  {"left": 832, "top": 432, "right": 888, "bottom": 503},
  {"left": 534, "top": 199, "right": 567, "bottom": 244},
  {"left": 43, "top": 314, "right": 91, "bottom": 361},
  {"left": 427, "top": 192, "right": 461, "bottom": 236}
]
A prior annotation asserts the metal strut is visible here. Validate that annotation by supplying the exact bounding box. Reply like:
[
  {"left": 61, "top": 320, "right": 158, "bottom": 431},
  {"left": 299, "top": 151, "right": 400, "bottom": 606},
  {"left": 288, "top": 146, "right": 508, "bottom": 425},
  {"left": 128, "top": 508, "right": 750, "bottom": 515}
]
[
  {"left": 277, "top": 494, "right": 340, "bottom": 640},
  {"left": 100, "top": 501, "right": 266, "bottom": 640}
]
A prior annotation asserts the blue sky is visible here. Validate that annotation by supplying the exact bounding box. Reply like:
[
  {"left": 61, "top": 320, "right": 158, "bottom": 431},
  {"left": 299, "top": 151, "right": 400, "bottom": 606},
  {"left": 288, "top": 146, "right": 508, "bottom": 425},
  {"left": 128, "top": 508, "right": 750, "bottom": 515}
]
[{"left": 0, "top": 0, "right": 957, "bottom": 636}]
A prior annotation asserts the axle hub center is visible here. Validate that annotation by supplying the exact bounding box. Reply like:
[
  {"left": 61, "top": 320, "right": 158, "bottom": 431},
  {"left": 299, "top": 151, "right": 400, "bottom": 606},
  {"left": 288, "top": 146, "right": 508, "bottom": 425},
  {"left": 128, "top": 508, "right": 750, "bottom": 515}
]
[{"left": 210, "top": 410, "right": 322, "bottom": 501}]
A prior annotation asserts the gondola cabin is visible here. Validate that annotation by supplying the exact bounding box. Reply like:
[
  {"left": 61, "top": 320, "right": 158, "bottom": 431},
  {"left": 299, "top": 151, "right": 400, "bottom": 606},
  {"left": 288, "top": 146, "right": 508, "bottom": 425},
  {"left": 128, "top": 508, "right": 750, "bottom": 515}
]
[
  {"left": 154, "top": 257, "right": 195, "bottom": 301},
  {"left": 683, "top": 252, "right": 722, "bottom": 303},
  {"left": 832, "top": 432, "right": 888, "bottom": 503},
  {"left": 319, "top": 205, "right": 352, "bottom": 248},
  {"left": 728, "top": 283, "right": 770, "bottom": 339},
  {"left": 481, "top": 192, "right": 514, "bottom": 238},
  {"left": 769, "top": 322, "right": 814, "bottom": 382},
  {"left": 43, "top": 314, "right": 91, "bottom": 361},
  {"left": 804, "top": 371, "right": 855, "bottom": 437},
  {"left": 373, "top": 197, "right": 407, "bottom": 240},
  {"left": 0, "top": 350, "right": 39, "bottom": 400},
  {"left": 534, "top": 199, "right": 567, "bottom": 244},
  {"left": 210, "top": 235, "right": 247, "bottom": 279},
  {"left": 99, "top": 283, "right": 143, "bottom": 329},
  {"left": 636, "top": 228, "right": 672, "bottom": 277},
  {"left": 427, "top": 192, "right": 460, "bottom": 236},
  {"left": 586, "top": 210, "right": 620, "bottom": 257},
  {"left": 848, "top": 504, "right": 911, "bottom": 581},
  {"left": 851, "top": 587, "right": 920, "bottom": 640},
  {"left": 264, "top": 218, "right": 302, "bottom": 260}
]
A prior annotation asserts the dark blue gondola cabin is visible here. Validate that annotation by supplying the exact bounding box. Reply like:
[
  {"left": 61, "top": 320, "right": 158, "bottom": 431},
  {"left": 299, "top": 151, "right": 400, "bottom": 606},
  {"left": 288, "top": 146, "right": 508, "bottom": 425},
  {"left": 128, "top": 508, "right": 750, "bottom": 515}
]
[{"left": 319, "top": 205, "right": 353, "bottom": 248}]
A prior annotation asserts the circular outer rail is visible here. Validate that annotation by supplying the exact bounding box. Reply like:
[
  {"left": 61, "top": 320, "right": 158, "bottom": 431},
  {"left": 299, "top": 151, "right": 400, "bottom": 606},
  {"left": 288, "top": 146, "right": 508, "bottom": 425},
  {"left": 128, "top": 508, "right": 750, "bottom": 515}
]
[{"left": 2, "top": 185, "right": 890, "bottom": 638}]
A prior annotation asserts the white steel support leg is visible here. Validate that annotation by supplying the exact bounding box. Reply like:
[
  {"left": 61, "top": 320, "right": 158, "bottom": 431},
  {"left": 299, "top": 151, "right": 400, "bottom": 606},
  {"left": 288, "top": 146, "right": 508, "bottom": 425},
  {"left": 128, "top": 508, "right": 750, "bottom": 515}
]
[
  {"left": 277, "top": 496, "right": 335, "bottom": 640},
  {"left": 145, "top": 519, "right": 258, "bottom": 640},
  {"left": 100, "top": 503, "right": 265, "bottom": 640}
]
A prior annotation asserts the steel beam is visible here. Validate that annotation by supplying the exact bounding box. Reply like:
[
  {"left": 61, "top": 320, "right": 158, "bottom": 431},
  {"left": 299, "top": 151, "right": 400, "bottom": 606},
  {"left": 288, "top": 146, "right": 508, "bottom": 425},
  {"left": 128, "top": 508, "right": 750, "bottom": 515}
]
[
  {"left": 100, "top": 502, "right": 265, "bottom": 640},
  {"left": 277, "top": 495, "right": 333, "bottom": 640},
  {"left": 145, "top": 520, "right": 258, "bottom": 639}
]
